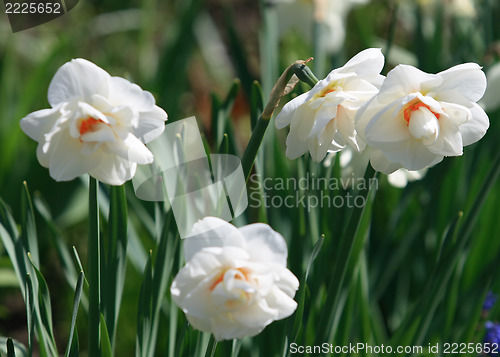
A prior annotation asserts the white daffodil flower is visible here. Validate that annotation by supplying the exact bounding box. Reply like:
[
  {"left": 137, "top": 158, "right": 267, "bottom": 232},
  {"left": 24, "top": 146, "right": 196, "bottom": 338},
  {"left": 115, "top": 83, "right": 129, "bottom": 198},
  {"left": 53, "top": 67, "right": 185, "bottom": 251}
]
[
  {"left": 20, "top": 58, "right": 167, "bottom": 185},
  {"left": 275, "top": 48, "right": 384, "bottom": 162},
  {"left": 356, "top": 63, "right": 488, "bottom": 174},
  {"left": 170, "top": 217, "right": 299, "bottom": 341}
]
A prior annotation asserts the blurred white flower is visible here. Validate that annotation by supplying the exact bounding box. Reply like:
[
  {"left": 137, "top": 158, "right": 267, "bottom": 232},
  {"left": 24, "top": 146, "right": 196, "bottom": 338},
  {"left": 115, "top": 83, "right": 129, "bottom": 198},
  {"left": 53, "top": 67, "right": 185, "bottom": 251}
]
[
  {"left": 356, "top": 63, "right": 488, "bottom": 174},
  {"left": 480, "top": 62, "right": 500, "bottom": 112},
  {"left": 413, "top": 0, "right": 476, "bottom": 18},
  {"left": 323, "top": 145, "right": 427, "bottom": 188},
  {"left": 170, "top": 217, "right": 299, "bottom": 341},
  {"left": 275, "top": 0, "right": 370, "bottom": 54},
  {"left": 20, "top": 59, "right": 167, "bottom": 185},
  {"left": 323, "top": 147, "right": 370, "bottom": 187},
  {"left": 387, "top": 167, "right": 428, "bottom": 188},
  {"left": 448, "top": 0, "right": 476, "bottom": 18},
  {"left": 276, "top": 48, "right": 384, "bottom": 162}
]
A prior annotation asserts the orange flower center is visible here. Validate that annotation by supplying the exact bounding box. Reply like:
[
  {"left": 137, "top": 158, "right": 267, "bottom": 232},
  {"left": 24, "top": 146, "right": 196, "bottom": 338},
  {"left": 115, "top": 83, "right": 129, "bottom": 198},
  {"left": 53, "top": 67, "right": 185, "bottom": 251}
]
[
  {"left": 79, "top": 117, "right": 102, "bottom": 136},
  {"left": 315, "top": 83, "right": 342, "bottom": 98},
  {"left": 403, "top": 102, "right": 441, "bottom": 126},
  {"left": 210, "top": 267, "right": 251, "bottom": 291}
]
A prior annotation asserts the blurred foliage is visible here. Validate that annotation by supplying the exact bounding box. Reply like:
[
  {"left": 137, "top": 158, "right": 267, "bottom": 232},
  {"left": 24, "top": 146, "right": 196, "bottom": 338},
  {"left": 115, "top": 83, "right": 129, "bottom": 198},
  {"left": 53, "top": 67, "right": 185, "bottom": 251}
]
[{"left": 0, "top": 0, "right": 500, "bottom": 356}]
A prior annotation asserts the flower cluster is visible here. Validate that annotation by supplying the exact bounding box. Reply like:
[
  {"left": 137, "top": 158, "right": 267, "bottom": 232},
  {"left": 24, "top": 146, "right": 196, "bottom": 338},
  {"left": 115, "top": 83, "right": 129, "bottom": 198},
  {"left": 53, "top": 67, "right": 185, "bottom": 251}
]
[
  {"left": 21, "top": 59, "right": 300, "bottom": 341},
  {"left": 276, "top": 48, "right": 489, "bottom": 175},
  {"left": 170, "top": 217, "right": 299, "bottom": 340},
  {"left": 484, "top": 321, "right": 500, "bottom": 356},
  {"left": 276, "top": 48, "right": 384, "bottom": 162}
]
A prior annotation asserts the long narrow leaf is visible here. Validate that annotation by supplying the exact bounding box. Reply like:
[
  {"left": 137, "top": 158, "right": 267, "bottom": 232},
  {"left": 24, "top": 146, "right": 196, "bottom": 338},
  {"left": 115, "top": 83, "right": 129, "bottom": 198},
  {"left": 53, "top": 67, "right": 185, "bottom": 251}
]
[
  {"left": 6, "top": 339, "right": 14, "bottom": 357},
  {"left": 25, "top": 274, "right": 34, "bottom": 357},
  {"left": 100, "top": 314, "right": 113, "bottom": 357},
  {"left": 87, "top": 177, "right": 101, "bottom": 357},
  {"left": 64, "top": 271, "right": 84, "bottom": 357},
  {"left": 0, "top": 199, "right": 28, "bottom": 298},
  {"left": 103, "top": 184, "right": 128, "bottom": 349},
  {"left": 27, "top": 254, "right": 58, "bottom": 356},
  {"left": 136, "top": 252, "right": 153, "bottom": 357},
  {"left": 33, "top": 193, "right": 80, "bottom": 292},
  {"left": 21, "top": 182, "right": 39, "bottom": 267},
  {"left": 0, "top": 338, "right": 26, "bottom": 357},
  {"left": 318, "top": 165, "right": 378, "bottom": 343}
]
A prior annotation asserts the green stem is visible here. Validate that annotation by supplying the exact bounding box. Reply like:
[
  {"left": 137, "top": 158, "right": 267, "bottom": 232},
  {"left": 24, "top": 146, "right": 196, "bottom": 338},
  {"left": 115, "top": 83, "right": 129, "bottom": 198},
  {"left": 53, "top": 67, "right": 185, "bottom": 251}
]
[
  {"left": 382, "top": 2, "right": 399, "bottom": 73},
  {"left": 88, "top": 177, "right": 101, "bottom": 356},
  {"left": 241, "top": 60, "right": 319, "bottom": 182},
  {"left": 241, "top": 114, "right": 272, "bottom": 182}
]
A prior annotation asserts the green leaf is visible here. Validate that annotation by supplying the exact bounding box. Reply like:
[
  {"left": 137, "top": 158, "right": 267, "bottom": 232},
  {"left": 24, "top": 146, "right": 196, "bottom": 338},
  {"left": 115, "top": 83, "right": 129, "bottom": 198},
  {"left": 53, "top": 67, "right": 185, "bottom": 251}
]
[
  {"left": 318, "top": 165, "right": 378, "bottom": 344},
  {"left": 392, "top": 149, "right": 500, "bottom": 347},
  {"left": 87, "top": 177, "right": 101, "bottom": 357},
  {"left": 27, "top": 253, "right": 58, "bottom": 356},
  {"left": 102, "top": 184, "right": 128, "bottom": 348},
  {"left": 33, "top": 193, "right": 80, "bottom": 295},
  {"left": 250, "top": 81, "right": 264, "bottom": 131},
  {"left": 21, "top": 182, "right": 39, "bottom": 268},
  {"left": 0, "top": 198, "right": 28, "bottom": 298},
  {"left": 136, "top": 252, "right": 153, "bottom": 357},
  {"left": 0, "top": 338, "right": 26, "bottom": 357},
  {"left": 68, "top": 330, "right": 79, "bottom": 357},
  {"left": 149, "top": 213, "right": 179, "bottom": 357},
  {"left": 64, "top": 272, "right": 84, "bottom": 357},
  {"left": 288, "top": 235, "right": 324, "bottom": 348},
  {"left": 6, "top": 339, "right": 15, "bottom": 357},
  {"left": 203, "top": 335, "right": 217, "bottom": 357},
  {"left": 217, "top": 133, "right": 229, "bottom": 155},
  {"left": 25, "top": 274, "right": 34, "bottom": 357},
  {"left": 99, "top": 314, "right": 113, "bottom": 357}
]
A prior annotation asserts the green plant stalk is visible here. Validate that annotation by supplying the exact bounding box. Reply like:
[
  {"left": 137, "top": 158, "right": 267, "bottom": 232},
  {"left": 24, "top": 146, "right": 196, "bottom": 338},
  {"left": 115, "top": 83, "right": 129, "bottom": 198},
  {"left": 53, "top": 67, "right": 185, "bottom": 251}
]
[
  {"left": 241, "top": 60, "right": 319, "bottom": 182},
  {"left": 318, "top": 165, "right": 378, "bottom": 343},
  {"left": 103, "top": 184, "right": 128, "bottom": 349},
  {"left": 241, "top": 114, "right": 272, "bottom": 182},
  {"left": 391, "top": 148, "right": 500, "bottom": 347},
  {"left": 411, "top": 149, "right": 500, "bottom": 346},
  {"left": 88, "top": 177, "right": 101, "bottom": 356}
]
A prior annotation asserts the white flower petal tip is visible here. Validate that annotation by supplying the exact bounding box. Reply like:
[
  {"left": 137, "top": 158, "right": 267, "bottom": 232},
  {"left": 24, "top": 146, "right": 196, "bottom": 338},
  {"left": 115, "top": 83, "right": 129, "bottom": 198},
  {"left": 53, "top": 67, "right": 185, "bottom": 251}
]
[
  {"left": 275, "top": 48, "right": 385, "bottom": 162},
  {"left": 171, "top": 217, "right": 299, "bottom": 341},
  {"left": 357, "top": 62, "right": 489, "bottom": 172},
  {"left": 20, "top": 58, "right": 167, "bottom": 185}
]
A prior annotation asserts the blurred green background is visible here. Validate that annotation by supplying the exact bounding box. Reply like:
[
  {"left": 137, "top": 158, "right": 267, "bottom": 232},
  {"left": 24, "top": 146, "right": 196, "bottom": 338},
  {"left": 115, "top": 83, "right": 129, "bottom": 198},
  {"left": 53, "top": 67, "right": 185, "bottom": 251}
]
[{"left": 1, "top": 0, "right": 500, "bottom": 355}]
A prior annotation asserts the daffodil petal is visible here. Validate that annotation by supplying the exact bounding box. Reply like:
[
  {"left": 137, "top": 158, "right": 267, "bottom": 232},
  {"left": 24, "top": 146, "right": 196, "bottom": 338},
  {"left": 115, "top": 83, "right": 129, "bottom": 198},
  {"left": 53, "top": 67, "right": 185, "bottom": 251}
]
[
  {"left": 88, "top": 154, "right": 136, "bottom": 185},
  {"left": 460, "top": 103, "right": 489, "bottom": 146},
  {"left": 48, "top": 130, "right": 98, "bottom": 181},
  {"left": 436, "top": 63, "right": 487, "bottom": 103},
  {"left": 239, "top": 223, "right": 288, "bottom": 266},
  {"left": 48, "top": 59, "right": 110, "bottom": 106}
]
